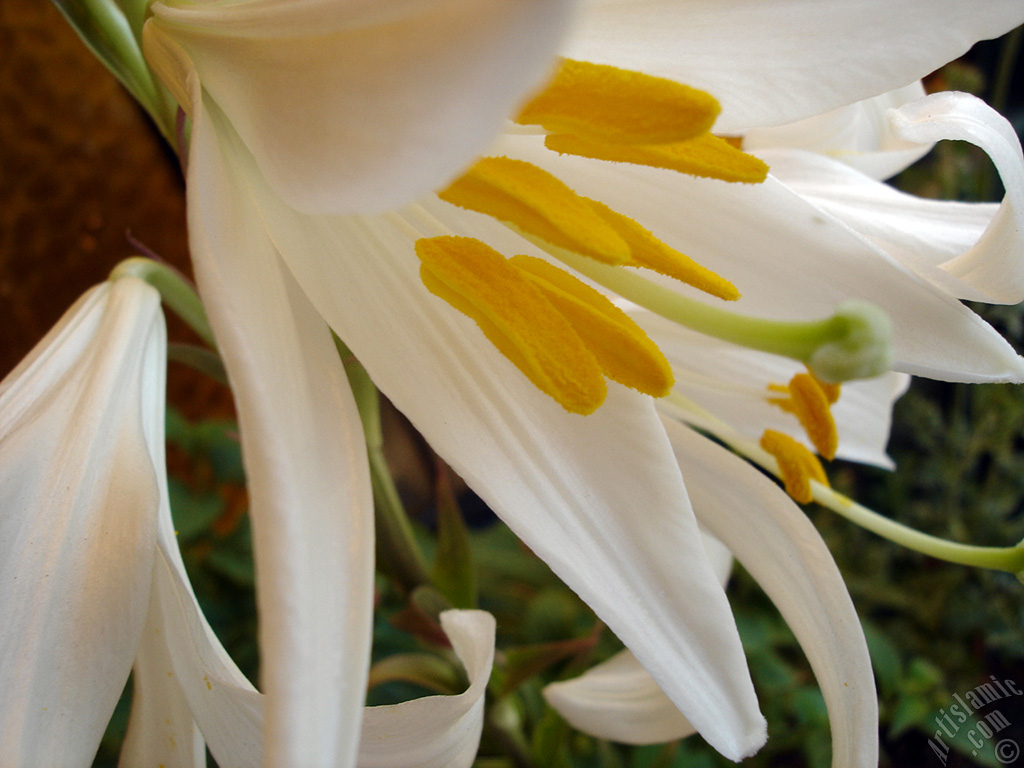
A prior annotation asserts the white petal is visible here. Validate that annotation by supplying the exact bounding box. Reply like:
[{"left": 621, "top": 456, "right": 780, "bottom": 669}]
[
  {"left": 502, "top": 133, "right": 1024, "bottom": 383},
  {"left": 0, "top": 278, "right": 164, "bottom": 767},
  {"left": 227, "top": 157, "right": 768, "bottom": 758},
  {"left": 744, "top": 82, "right": 932, "bottom": 180},
  {"left": 358, "top": 611, "right": 496, "bottom": 768},
  {"left": 185, "top": 102, "right": 375, "bottom": 766},
  {"left": 565, "top": 0, "right": 1024, "bottom": 132},
  {"left": 890, "top": 92, "right": 1024, "bottom": 304},
  {"left": 639, "top": 313, "right": 907, "bottom": 468},
  {"left": 146, "top": 0, "right": 574, "bottom": 214},
  {"left": 121, "top": 401, "right": 263, "bottom": 767},
  {"left": 118, "top": 566, "right": 206, "bottom": 768},
  {"left": 754, "top": 148, "right": 1000, "bottom": 302},
  {"left": 543, "top": 529, "right": 729, "bottom": 745},
  {"left": 665, "top": 421, "right": 878, "bottom": 768},
  {"left": 545, "top": 649, "right": 697, "bottom": 745}
]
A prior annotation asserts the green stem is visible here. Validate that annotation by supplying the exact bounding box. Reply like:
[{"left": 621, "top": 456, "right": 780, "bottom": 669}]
[
  {"left": 110, "top": 256, "right": 215, "bottom": 346},
  {"left": 339, "top": 339, "right": 431, "bottom": 593},
  {"left": 549, "top": 247, "right": 892, "bottom": 382}
]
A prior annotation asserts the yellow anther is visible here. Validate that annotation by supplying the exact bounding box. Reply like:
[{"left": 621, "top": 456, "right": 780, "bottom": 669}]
[
  {"left": 760, "top": 429, "right": 830, "bottom": 505},
  {"left": 416, "top": 236, "right": 607, "bottom": 414},
  {"left": 815, "top": 375, "right": 842, "bottom": 405},
  {"left": 509, "top": 254, "right": 674, "bottom": 397},
  {"left": 439, "top": 157, "right": 631, "bottom": 264},
  {"left": 767, "top": 372, "right": 840, "bottom": 460},
  {"left": 515, "top": 58, "right": 720, "bottom": 145},
  {"left": 584, "top": 199, "right": 740, "bottom": 301},
  {"left": 787, "top": 373, "right": 839, "bottom": 460},
  {"left": 545, "top": 132, "right": 769, "bottom": 184}
]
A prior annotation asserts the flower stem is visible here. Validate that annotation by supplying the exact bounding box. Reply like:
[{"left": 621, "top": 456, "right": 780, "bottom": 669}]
[
  {"left": 338, "top": 339, "right": 431, "bottom": 593},
  {"left": 110, "top": 256, "right": 216, "bottom": 347}
]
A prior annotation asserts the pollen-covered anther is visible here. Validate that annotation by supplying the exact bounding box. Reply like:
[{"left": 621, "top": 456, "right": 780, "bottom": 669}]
[
  {"left": 439, "top": 157, "right": 631, "bottom": 264},
  {"left": 415, "top": 236, "right": 673, "bottom": 414},
  {"left": 545, "top": 132, "right": 769, "bottom": 185},
  {"left": 768, "top": 372, "right": 840, "bottom": 460},
  {"left": 509, "top": 254, "right": 674, "bottom": 398},
  {"left": 760, "top": 429, "right": 830, "bottom": 505},
  {"left": 416, "top": 236, "right": 607, "bottom": 414},
  {"left": 515, "top": 58, "right": 720, "bottom": 145},
  {"left": 583, "top": 198, "right": 740, "bottom": 301}
]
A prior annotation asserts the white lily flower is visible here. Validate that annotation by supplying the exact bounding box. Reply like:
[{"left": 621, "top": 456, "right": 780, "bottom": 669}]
[
  {"left": 0, "top": 276, "right": 166, "bottom": 767},
  {"left": 128, "top": 0, "right": 1024, "bottom": 763},
  {"left": 544, "top": 420, "right": 879, "bottom": 768}
]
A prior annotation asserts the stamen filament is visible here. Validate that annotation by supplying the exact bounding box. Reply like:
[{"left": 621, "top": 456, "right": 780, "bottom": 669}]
[{"left": 546, "top": 246, "right": 893, "bottom": 383}]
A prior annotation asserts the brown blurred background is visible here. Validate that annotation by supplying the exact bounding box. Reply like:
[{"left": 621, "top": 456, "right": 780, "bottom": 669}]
[{"left": 0, "top": 0, "right": 231, "bottom": 415}]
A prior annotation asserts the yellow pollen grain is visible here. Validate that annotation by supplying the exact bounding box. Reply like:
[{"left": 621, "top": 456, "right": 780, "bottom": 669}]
[
  {"left": 760, "top": 429, "right": 829, "bottom": 504},
  {"left": 415, "top": 236, "right": 607, "bottom": 414},
  {"left": 439, "top": 157, "right": 630, "bottom": 264},
  {"left": 510, "top": 254, "right": 674, "bottom": 397},
  {"left": 584, "top": 198, "right": 740, "bottom": 301},
  {"left": 545, "top": 132, "right": 769, "bottom": 184},
  {"left": 515, "top": 58, "right": 720, "bottom": 145},
  {"left": 787, "top": 373, "right": 839, "bottom": 460}
]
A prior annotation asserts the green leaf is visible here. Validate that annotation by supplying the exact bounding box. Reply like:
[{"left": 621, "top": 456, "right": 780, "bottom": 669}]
[
  {"left": 367, "top": 652, "right": 465, "bottom": 695},
  {"left": 495, "top": 636, "right": 598, "bottom": 698},
  {"left": 431, "top": 464, "right": 478, "bottom": 609},
  {"left": 167, "top": 477, "right": 223, "bottom": 541},
  {"left": 49, "top": 0, "right": 168, "bottom": 133}
]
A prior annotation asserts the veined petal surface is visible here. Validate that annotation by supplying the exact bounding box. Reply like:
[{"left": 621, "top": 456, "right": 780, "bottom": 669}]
[
  {"left": 545, "top": 649, "right": 698, "bottom": 745},
  {"left": 564, "top": 0, "right": 1024, "bottom": 132},
  {"left": 186, "top": 101, "right": 375, "bottom": 767},
  {"left": 891, "top": 92, "right": 1024, "bottom": 303},
  {"left": 543, "top": 529, "right": 730, "bottom": 745},
  {"left": 0, "top": 278, "right": 165, "bottom": 767},
  {"left": 744, "top": 82, "right": 932, "bottom": 180},
  {"left": 757, "top": 92, "right": 1024, "bottom": 305},
  {"left": 145, "top": 0, "right": 574, "bottom": 214},
  {"left": 665, "top": 421, "right": 878, "bottom": 768}
]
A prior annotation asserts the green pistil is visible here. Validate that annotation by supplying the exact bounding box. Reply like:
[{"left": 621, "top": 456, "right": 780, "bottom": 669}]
[
  {"left": 110, "top": 256, "right": 215, "bottom": 347},
  {"left": 551, "top": 247, "right": 893, "bottom": 383},
  {"left": 810, "top": 482, "right": 1024, "bottom": 576}
]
